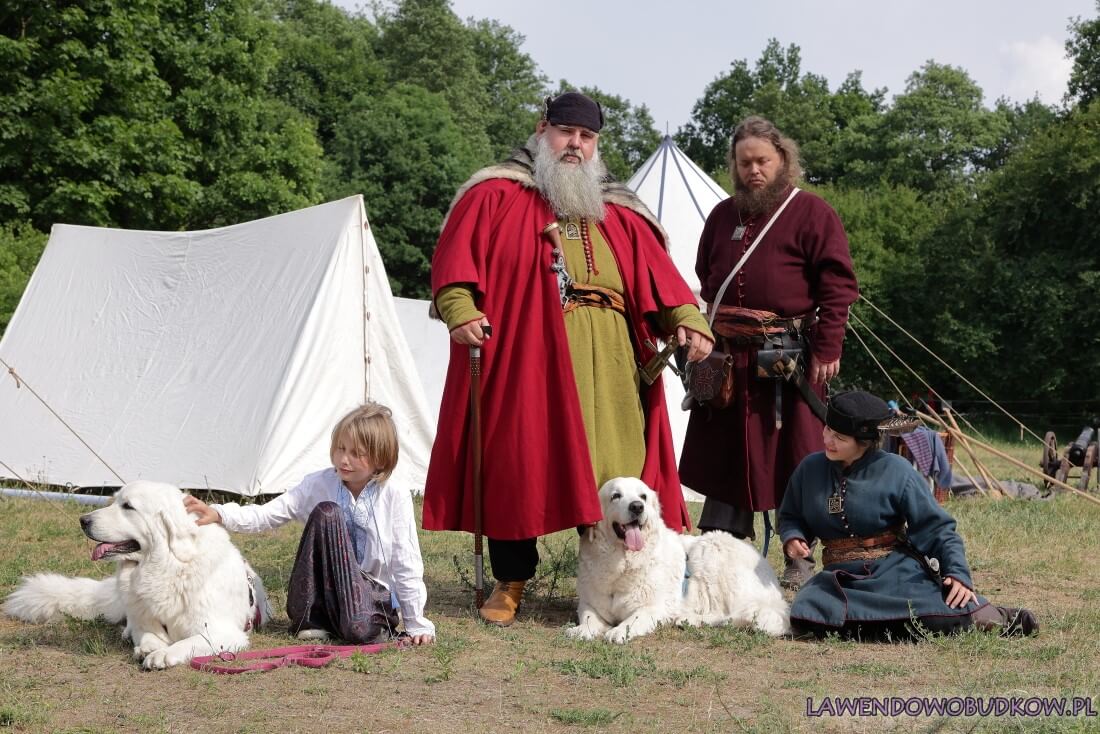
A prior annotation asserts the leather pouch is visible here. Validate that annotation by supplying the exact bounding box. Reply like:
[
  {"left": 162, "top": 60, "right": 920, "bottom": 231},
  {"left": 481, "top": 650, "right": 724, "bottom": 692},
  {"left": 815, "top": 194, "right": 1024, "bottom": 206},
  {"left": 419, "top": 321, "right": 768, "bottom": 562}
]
[{"left": 686, "top": 350, "right": 735, "bottom": 409}]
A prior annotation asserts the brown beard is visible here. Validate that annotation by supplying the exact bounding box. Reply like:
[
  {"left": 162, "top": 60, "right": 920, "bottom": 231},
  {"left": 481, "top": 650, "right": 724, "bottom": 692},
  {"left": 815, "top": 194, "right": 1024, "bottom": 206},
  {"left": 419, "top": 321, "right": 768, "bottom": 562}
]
[{"left": 734, "top": 171, "right": 792, "bottom": 218}]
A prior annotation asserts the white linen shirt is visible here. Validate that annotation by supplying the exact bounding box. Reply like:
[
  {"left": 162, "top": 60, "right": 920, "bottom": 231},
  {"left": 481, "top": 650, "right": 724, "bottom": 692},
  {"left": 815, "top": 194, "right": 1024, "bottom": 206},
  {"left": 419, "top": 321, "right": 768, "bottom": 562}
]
[{"left": 212, "top": 468, "right": 434, "bottom": 637}]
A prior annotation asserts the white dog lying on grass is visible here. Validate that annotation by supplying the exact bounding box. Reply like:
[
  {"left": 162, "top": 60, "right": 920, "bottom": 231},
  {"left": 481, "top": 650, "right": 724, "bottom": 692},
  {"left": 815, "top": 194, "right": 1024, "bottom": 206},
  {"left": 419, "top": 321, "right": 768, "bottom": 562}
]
[
  {"left": 566, "top": 477, "right": 790, "bottom": 643},
  {"left": 3, "top": 481, "right": 270, "bottom": 669}
]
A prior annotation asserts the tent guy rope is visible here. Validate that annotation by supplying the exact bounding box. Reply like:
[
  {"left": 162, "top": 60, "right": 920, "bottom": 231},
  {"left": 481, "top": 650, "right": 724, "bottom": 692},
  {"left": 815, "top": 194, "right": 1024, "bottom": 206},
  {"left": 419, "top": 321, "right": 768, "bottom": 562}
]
[
  {"left": 840, "top": 310, "right": 981, "bottom": 435},
  {"left": 1, "top": 356, "right": 126, "bottom": 484},
  {"left": 847, "top": 319, "right": 1006, "bottom": 499},
  {"left": 857, "top": 294, "right": 1042, "bottom": 443}
]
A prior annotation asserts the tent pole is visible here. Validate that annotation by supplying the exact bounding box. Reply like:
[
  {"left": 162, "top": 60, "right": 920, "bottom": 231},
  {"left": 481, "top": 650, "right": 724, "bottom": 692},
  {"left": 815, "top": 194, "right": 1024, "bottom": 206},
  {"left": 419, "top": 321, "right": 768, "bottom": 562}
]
[{"left": 359, "top": 199, "right": 371, "bottom": 402}]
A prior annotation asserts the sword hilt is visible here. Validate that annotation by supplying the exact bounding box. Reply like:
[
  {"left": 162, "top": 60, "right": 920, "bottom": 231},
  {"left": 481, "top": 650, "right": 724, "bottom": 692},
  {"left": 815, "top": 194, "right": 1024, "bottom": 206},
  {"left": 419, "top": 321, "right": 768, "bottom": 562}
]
[{"left": 638, "top": 339, "right": 682, "bottom": 385}]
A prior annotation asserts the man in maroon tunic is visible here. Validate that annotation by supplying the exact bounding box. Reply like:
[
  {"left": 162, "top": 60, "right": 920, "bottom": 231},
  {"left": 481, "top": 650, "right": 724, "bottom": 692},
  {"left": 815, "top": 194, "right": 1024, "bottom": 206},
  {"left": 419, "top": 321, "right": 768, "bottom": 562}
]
[
  {"left": 679, "top": 116, "right": 859, "bottom": 589},
  {"left": 424, "top": 92, "right": 713, "bottom": 625}
]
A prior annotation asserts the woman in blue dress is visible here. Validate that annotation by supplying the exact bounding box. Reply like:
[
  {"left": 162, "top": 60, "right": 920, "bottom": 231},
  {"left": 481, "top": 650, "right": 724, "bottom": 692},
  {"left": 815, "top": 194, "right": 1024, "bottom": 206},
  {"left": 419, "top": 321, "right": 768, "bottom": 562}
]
[{"left": 778, "top": 391, "right": 1037, "bottom": 640}]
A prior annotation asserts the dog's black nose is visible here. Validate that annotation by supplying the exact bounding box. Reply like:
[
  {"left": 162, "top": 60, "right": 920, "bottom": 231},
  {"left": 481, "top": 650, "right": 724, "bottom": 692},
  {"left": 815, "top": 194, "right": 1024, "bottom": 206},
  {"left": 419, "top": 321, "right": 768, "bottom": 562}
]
[{"left": 628, "top": 500, "right": 644, "bottom": 517}]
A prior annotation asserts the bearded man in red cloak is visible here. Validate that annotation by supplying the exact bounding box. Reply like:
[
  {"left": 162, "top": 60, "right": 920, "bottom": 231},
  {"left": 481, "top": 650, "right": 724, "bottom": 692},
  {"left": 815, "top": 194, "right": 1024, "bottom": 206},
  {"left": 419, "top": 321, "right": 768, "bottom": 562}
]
[{"left": 424, "top": 91, "right": 713, "bottom": 626}]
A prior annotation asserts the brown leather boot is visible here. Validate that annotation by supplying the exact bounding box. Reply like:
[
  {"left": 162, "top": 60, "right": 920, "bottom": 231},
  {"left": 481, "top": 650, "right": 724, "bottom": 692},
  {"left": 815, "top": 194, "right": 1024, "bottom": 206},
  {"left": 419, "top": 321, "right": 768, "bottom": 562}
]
[
  {"left": 972, "top": 604, "right": 1039, "bottom": 636},
  {"left": 478, "top": 581, "right": 526, "bottom": 626}
]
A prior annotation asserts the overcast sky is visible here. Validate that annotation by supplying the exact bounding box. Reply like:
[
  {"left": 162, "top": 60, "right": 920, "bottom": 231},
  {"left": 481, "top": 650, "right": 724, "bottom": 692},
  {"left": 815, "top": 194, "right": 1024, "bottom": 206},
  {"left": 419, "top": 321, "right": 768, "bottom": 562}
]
[{"left": 337, "top": 0, "right": 1096, "bottom": 132}]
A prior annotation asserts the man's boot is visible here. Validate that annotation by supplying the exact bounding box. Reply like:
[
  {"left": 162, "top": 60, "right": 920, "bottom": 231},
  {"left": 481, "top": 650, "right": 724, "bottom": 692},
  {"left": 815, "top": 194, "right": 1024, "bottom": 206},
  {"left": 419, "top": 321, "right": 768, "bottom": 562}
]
[
  {"left": 478, "top": 581, "right": 526, "bottom": 626},
  {"left": 971, "top": 604, "right": 1039, "bottom": 636},
  {"left": 782, "top": 540, "right": 817, "bottom": 590}
]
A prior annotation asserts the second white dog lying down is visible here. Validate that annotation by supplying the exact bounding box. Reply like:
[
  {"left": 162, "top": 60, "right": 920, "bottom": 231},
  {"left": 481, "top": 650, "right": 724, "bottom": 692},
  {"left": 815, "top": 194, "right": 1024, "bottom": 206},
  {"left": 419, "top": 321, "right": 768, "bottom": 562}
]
[{"left": 567, "top": 477, "right": 790, "bottom": 644}]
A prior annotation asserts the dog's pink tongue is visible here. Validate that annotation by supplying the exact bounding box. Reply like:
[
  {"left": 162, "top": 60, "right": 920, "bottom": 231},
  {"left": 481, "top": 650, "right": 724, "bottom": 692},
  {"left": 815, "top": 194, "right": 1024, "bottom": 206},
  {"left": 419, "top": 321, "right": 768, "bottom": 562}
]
[
  {"left": 91, "top": 542, "right": 118, "bottom": 561},
  {"left": 624, "top": 526, "right": 645, "bottom": 552}
]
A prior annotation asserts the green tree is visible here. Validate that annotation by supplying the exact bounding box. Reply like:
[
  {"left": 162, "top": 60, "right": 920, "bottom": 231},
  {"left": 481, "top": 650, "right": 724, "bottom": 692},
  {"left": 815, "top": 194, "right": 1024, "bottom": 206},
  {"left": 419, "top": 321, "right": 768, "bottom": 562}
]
[
  {"left": 0, "top": 0, "right": 325, "bottom": 232},
  {"left": 677, "top": 40, "right": 883, "bottom": 184},
  {"left": 982, "top": 98, "right": 1058, "bottom": 171},
  {"left": 814, "top": 184, "right": 944, "bottom": 394},
  {"left": 0, "top": 222, "right": 47, "bottom": 336},
  {"left": 155, "top": 0, "right": 325, "bottom": 226},
  {"left": 327, "top": 83, "right": 484, "bottom": 297},
  {"left": 964, "top": 100, "right": 1100, "bottom": 399},
  {"left": 881, "top": 100, "right": 1099, "bottom": 406},
  {"left": 1067, "top": 1, "right": 1100, "bottom": 107},
  {"left": 840, "top": 62, "right": 1007, "bottom": 194},
  {"left": 268, "top": 0, "right": 386, "bottom": 151},
  {"left": 677, "top": 57, "right": 756, "bottom": 175},
  {"left": 0, "top": 0, "right": 198, "bottom": 229},
  {"left": 374, "top": 0, "right": 491, "bottom": 161},
  {"left": 467, "top": 18, "right": 546, "bottom": 158}
]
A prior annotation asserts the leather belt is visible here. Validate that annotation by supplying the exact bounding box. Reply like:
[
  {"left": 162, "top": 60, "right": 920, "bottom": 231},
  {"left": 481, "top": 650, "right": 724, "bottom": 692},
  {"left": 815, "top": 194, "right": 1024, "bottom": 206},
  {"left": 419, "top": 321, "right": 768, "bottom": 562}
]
[
  {"left": 706, "top": 304, "right": 807, "bottom": 340},
  {"left": 822, "top": 525, "right": 905, "bottom": 566},
  {"left": 563, "top": 285, "right": 626, "bottom": 315}
]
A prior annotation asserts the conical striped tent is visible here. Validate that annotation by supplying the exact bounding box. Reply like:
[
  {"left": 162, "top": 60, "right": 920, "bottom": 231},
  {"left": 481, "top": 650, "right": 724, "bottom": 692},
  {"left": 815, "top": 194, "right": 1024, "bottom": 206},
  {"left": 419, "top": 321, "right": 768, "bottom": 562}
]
[
  {"left": 627, "top": 137, "right": 729, "bottom": 499},
  {"left": 626, "top": 135, "right": 728, "bottom": 298}
]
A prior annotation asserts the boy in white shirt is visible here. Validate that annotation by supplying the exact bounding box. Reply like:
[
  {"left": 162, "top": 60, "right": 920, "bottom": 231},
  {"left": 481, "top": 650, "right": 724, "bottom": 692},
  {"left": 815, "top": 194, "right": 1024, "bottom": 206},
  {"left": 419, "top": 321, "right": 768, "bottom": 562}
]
[{"left": 185, "top": 403, "right": 434, "bottom": 645}]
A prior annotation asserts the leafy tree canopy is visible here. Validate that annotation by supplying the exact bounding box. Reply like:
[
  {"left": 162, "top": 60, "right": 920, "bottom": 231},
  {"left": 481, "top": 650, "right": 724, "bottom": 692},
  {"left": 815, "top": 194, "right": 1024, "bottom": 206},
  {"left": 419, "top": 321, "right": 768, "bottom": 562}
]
[
  {"left": 467, "top": 18, "right": 547, "bottom": 158},
  {"left": 1067, "top": 0, "right": 1100, "bottom": 107},
  {"left": 676, "top": 40, "right": 884, "bottom": 183},
  {"left": 327, "top": 83, "right": 484, "bottom": 297}
]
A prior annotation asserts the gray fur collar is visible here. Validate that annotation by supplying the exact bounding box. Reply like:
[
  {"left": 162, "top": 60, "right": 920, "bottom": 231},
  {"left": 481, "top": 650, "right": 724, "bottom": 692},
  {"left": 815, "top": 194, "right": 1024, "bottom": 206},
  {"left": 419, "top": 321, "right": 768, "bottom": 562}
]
[{"left": 442, "top": 135, "right": 668, "bottom": 246}]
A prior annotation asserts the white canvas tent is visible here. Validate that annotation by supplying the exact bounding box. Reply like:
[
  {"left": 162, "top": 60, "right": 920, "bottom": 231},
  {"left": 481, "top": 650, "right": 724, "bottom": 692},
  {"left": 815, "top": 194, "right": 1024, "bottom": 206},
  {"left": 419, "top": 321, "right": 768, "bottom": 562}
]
[
  {"left": 392, "top": 297, "right": 449, "bottom": 424},
  {"left": 626, "top": 135, "right": 728, "bottom": 299},
  {"left": 0, "top": 196, "right": 434, "bottom": 496}
]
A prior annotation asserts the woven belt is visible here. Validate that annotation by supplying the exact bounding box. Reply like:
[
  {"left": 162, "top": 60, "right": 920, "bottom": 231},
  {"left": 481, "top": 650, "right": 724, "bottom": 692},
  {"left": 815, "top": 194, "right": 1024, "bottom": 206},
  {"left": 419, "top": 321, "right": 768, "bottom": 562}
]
[
  {"left": 705, "top": 304, "right": 807, "bottom": 340},
  {"left": 822, "top": 525, "right": 905, "bottom": 566},
  {"left": 563, "top": 285, "right": 626, "bottom": 315}
]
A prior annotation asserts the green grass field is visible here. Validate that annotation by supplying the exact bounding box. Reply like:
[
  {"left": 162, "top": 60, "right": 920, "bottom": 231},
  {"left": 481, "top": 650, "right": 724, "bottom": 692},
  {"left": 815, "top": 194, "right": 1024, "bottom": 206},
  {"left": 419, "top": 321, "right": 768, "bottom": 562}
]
[{"left": 1, "top": 435, "right": 1098, "bottom": 733}]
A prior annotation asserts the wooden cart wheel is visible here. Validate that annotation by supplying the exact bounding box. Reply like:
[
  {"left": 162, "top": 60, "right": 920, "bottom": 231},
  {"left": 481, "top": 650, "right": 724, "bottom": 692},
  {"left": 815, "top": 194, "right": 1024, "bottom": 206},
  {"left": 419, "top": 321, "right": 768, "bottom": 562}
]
[
  {"left": 1042, "top": 431, "right": 1059, "bottom": 476},
  {"left": 1056, "top": 457, "right": 1071, "bottom": 485},
  {"left": 1080, "top": 443, "right": 1098, "bottom": 492}
]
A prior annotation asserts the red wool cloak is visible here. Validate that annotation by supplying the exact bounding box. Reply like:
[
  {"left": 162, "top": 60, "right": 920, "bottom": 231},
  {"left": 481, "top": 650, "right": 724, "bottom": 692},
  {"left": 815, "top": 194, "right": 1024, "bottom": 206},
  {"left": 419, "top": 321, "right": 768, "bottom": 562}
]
[{"left": 424, "top": 179, "right": 695, "bottom": 539}]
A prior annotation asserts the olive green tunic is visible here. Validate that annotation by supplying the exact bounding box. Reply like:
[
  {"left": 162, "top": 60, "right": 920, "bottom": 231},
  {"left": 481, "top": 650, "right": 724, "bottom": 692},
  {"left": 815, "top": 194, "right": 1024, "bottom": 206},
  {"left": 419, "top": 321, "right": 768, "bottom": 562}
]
[{"left": 437, "top": 215, "right": 709, "bottom": 487}]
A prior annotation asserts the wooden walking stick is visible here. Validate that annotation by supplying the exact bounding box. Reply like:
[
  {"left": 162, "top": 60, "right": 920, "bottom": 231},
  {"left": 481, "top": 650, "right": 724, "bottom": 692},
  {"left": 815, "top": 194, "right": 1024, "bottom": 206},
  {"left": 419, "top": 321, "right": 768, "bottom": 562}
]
[{"left": 470, "top": 324, "right": 492, "bottom": 609}]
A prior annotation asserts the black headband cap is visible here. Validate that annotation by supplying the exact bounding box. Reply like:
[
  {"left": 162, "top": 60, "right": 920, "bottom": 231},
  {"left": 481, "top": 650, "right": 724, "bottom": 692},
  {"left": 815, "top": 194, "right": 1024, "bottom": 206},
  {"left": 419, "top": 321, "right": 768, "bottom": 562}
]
[
  {"left": 544, "top": 91, "right": 604, "bottom": 132},
  {"left": 826, "top": 391, "right": 892, "bottom": 440}
]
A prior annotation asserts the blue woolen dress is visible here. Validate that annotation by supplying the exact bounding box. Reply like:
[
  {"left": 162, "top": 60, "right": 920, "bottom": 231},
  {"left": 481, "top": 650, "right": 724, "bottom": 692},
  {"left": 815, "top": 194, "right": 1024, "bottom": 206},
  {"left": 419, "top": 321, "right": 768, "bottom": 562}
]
[{"left": 778, "top": 449, "right": 988, "bottom": 637}]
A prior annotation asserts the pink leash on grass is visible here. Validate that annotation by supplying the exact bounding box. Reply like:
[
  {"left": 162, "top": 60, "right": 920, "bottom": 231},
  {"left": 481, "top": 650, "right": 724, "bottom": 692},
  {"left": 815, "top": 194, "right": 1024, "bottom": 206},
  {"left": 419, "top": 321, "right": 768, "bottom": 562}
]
[{"left": 190, "top": 640, "right": 406, "bottom": 674}]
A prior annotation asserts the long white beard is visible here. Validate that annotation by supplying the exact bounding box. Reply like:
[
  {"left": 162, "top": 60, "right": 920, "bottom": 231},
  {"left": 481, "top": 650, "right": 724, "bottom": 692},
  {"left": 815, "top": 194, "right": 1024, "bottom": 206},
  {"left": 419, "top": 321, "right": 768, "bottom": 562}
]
[{"left": 533, "top": 135, "right": 606, "bottom": 221}]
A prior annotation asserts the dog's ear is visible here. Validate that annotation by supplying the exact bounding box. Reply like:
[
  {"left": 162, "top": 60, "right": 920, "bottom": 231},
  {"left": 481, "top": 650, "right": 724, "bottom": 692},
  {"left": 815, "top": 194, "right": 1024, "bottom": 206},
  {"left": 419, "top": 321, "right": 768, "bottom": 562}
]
[{"left": 158, "top": 508, "right": 198, "bottom": 563}]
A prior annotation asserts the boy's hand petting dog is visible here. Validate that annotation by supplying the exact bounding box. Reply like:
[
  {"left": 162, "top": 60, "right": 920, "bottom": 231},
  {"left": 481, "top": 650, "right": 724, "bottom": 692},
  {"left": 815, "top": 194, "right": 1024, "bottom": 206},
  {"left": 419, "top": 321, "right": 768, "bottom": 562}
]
[{"left": 182, "top": 495, "right": 221, "bottom": 526}]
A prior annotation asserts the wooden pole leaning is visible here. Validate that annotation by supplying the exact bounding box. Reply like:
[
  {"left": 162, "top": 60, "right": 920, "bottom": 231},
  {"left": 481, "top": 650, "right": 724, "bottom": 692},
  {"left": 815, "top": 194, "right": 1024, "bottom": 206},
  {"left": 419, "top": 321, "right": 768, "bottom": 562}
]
[
  {"left": 919, "top": 411, "right": 1100, "bottom": 509},
  {"left": 947, "top": 452, "right": 987, "bottom": 499},
  {"left": 943, "top": 408, "right": 1003, "bottom": 498},
  {"left": 917, "top": 409, "right": 999, "bottom": 495},
  {"left": 905, "top": 409, "right": 987, "bottom": 497}
]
